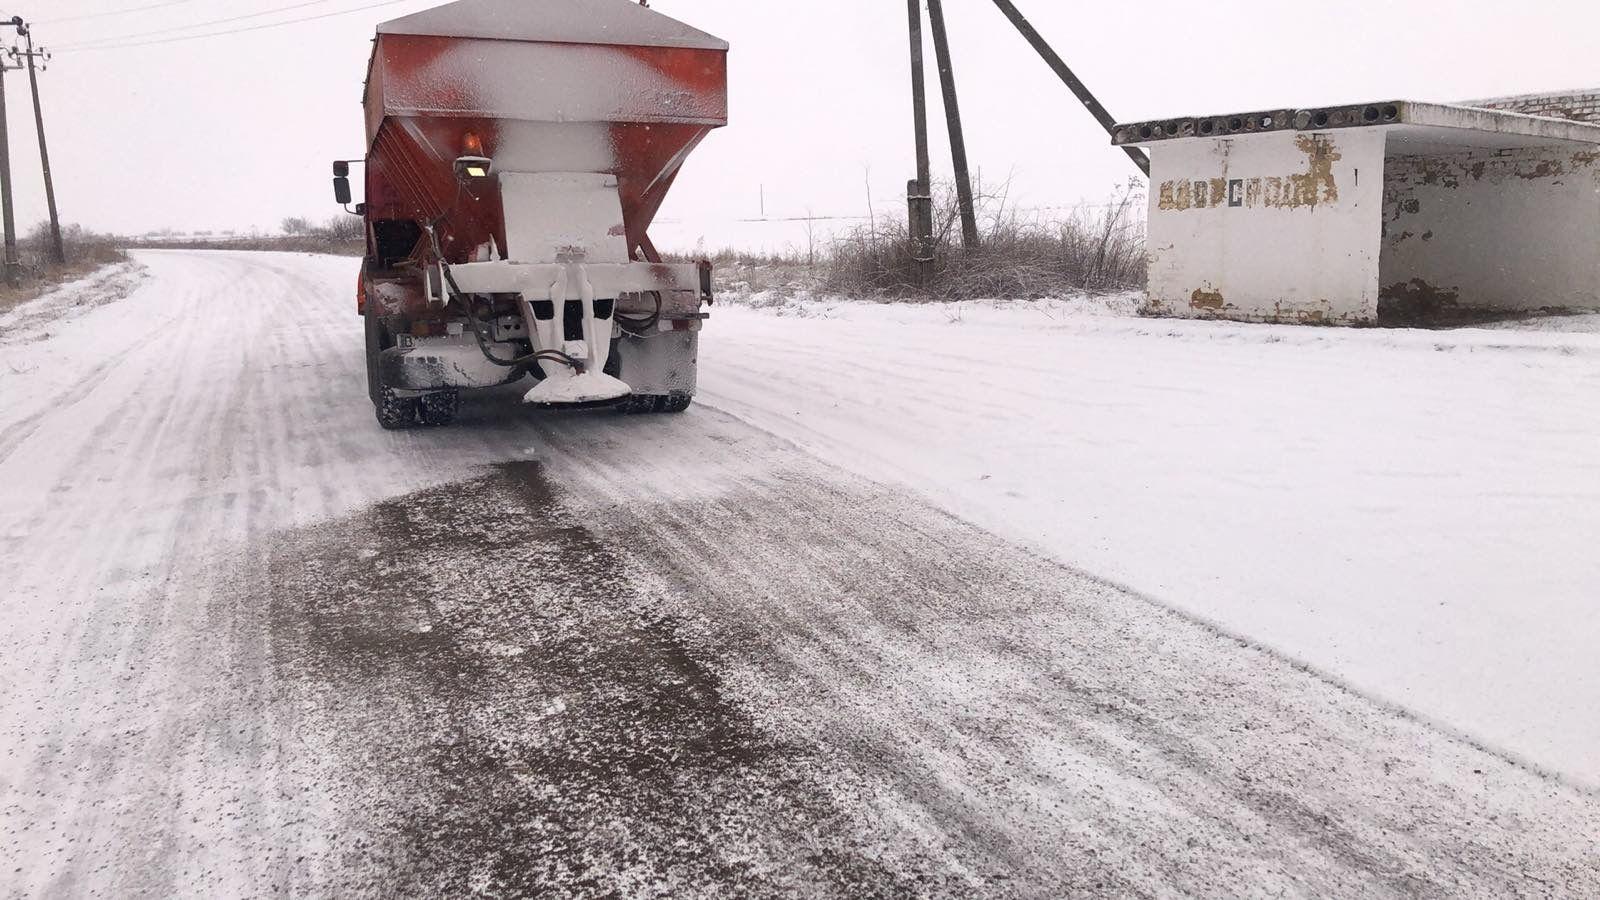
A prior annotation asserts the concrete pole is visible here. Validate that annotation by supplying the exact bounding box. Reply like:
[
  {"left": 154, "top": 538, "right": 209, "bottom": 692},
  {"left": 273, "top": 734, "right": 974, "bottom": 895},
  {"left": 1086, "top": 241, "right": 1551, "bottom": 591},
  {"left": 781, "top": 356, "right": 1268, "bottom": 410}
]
[
  {"left": 924, "top": 0, "right": 980, "bottom": 251},
  {"left": 21, "top": 30, "right": 61, "bottom": 264},
  {"left": 906, "top": 0, "right": 934, "bottom": 277},
  {"left": 987, "top": 0, "right": 1149, "bottom": 176},
  {"left": 0, "top": 62, "right": 18, "bottom": 285}
]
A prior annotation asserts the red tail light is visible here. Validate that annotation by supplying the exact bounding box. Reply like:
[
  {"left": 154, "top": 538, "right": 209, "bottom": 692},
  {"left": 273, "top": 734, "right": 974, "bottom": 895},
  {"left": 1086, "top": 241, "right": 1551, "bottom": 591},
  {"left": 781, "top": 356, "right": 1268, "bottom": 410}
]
[{"left": 357, "top": 268, "right": 366, "bottom": 315}]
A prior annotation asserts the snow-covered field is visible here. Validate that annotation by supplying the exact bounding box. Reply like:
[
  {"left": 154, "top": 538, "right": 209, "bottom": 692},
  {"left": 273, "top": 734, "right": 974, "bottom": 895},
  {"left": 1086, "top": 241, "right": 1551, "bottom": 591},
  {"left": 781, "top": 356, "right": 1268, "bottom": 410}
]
[
  {"left": 4, "top": 251, "right": 1600, "bottom": 894},
  {"left": 700, "top": 291, "right": 1600, "bottom": 787}
]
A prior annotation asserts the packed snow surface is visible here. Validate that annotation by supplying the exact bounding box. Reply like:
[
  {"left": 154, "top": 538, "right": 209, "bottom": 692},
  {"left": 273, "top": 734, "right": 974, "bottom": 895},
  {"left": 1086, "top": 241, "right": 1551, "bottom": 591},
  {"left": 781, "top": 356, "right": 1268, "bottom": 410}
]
[{"left": 698, "top": 292, "right": 1600, "bottom": 786}]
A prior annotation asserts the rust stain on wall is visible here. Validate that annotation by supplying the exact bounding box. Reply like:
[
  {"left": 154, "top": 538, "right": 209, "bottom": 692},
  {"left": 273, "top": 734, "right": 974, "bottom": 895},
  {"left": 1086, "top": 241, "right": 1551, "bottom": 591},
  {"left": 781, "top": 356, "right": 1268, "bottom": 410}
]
[
  {"left": 1190, "top": 288, "right": 1226, "bottom": 311},
  {"left": 1157, "top": 134, "right": 1341, "bottom": 211}
]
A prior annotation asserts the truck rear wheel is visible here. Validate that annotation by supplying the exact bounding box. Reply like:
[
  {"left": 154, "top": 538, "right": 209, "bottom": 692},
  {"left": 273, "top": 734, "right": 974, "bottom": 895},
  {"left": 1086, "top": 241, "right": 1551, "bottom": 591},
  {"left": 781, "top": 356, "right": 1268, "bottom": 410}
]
[
  {"left": 618, "top": 392, "right": 693, "bottom": 414},
  {"left": 366, "top": 310, "right": 418, "bottom": 429},
  {"left": 375, "top": 387, "right": 417, "bottom": 430},
  {"left": 419, "top": 390, "right": 460, "bottom": 426}
]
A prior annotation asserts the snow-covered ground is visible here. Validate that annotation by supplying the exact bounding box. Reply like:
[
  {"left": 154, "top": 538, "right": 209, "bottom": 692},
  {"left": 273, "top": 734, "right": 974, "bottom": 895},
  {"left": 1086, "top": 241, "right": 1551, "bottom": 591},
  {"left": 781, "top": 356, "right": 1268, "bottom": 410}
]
[
  {"left": 697, "top": 291, "right": 1600, "bottom": 787},
  {"left": 4, "top": 251, "right": 1600, "bottom": 894},
  {"left": 0, "top": 261, "right": 147, "bottom": 346}
]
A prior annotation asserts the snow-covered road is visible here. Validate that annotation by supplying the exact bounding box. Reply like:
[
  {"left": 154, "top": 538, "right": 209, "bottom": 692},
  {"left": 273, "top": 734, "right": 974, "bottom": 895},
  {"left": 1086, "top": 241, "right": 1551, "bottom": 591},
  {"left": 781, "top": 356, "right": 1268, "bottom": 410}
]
[
  {"left": 701, "top": 293, "right": 1600, "bottom": 787},
  {"left": 1, "top": 251, "right": 1598, "bottom": 896}
]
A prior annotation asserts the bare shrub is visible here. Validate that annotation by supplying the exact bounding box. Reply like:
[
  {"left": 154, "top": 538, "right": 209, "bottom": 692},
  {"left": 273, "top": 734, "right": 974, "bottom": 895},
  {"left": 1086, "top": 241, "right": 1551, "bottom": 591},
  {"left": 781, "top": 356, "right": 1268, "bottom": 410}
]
[
  {"left": 20, "top": 221, "right": 126, "bottom": 270},
  {"left": 315, "top": 214, "right": 366, "bottom": 245},
  {"left": 0, "top": 222, "right": 132, "bottom": 312},
  {"left": 821, "top": 178, "right": 1147, "bottom": 301}
]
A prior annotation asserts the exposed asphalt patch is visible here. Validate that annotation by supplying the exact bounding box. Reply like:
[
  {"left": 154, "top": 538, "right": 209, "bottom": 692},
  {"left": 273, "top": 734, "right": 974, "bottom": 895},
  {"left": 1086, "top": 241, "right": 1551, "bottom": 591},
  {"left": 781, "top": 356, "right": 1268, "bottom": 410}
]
[{"left": 264, "top": 461, "right": 930, "bottom": 897}]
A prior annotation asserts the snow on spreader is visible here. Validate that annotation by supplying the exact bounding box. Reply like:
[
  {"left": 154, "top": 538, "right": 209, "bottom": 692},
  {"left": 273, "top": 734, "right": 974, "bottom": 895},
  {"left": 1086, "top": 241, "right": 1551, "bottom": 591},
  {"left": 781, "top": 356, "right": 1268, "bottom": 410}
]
[{"left": 335, "top": 0, "right": 727, "bottom": 427}]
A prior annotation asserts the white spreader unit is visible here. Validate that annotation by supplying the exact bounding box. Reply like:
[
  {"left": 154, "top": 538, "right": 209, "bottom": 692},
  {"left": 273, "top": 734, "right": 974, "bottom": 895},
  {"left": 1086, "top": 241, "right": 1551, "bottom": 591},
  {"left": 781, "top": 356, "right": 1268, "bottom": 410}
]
[{"left": 446, "top": 172, "right": 707, "bottom": 406}]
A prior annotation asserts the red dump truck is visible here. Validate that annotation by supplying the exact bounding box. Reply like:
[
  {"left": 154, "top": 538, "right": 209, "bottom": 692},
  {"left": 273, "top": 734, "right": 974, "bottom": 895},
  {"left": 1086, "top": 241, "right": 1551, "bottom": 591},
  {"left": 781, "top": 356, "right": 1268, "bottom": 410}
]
[{"left": 333, "top": 0, "right": 728, "bottom": 428}]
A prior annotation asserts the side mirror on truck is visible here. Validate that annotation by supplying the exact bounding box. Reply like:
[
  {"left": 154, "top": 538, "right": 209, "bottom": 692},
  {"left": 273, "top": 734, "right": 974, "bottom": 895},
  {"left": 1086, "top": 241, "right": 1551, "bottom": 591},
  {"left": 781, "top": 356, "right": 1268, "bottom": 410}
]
[
  {"left": 332, "top": 160, "right": 363, "bottom": 213},
  {"left": 332, "top": 160, "right": 353, "bottom": 204}
]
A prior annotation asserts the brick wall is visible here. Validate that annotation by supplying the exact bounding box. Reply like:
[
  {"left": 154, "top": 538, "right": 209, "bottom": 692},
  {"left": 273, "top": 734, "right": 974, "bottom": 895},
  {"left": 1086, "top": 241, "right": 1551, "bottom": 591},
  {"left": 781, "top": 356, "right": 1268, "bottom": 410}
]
[{"left": 1463, "top": 90, "right": 1600, "bottom": 123}]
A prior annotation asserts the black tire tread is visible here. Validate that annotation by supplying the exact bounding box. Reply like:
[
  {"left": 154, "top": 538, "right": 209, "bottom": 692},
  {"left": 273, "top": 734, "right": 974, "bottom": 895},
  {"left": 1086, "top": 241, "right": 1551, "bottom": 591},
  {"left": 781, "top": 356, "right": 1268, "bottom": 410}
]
[
  {"left": 617, "top": 392, "right": 693, "bottom": 415},
  {"left": 376, "top": 387, "right": 416, "bottom": 430}
]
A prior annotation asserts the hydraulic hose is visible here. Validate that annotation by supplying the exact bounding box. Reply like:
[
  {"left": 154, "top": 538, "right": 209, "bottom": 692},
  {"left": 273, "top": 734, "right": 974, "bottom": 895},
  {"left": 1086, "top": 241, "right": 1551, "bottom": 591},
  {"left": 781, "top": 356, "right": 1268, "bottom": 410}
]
[
  {"left": 615, "top": 290, "right": 663, "bottom": 337},
  {"left": 421, "top": 223, "right": 581, "bottom": 373},
  {"left": 440, "top": 262, "right": 582, "bottom": 372}
]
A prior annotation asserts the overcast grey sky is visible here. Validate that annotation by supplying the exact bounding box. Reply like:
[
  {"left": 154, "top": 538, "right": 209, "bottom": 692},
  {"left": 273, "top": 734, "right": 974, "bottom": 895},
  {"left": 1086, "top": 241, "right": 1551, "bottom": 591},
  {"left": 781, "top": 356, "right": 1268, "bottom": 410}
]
[{"left": 9, "top": 0, "right": 1600, "bottom": 250}]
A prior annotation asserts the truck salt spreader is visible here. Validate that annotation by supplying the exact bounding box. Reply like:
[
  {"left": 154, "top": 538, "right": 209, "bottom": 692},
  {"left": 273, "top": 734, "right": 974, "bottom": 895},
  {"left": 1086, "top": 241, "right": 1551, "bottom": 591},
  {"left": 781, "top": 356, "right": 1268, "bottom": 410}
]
[{"left": 334, "top": 0, "right": 728, "bottom": 428}]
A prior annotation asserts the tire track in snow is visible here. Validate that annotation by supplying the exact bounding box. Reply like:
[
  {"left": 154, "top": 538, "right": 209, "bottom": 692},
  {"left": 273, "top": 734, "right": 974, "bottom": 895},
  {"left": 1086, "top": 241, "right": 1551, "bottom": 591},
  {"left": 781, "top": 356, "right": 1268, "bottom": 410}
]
[{"left": 519, "top": 411, "right": 1600, "bottom": 896}]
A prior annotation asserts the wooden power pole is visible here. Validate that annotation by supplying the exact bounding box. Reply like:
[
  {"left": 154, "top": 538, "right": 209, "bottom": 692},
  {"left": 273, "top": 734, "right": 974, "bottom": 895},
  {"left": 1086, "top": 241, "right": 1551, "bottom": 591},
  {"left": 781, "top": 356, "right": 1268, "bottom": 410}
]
[
  {"left": 923, "top": 0, "right": 980, "bottom": 251},
  {"left": 905, "top": 0, "right": 934, "bottom": 280},
  {"left": 0, "top": 46, "right": 21, "bottom": 286},
  {"left": 15, "top": 23, "right": 61, "bottom": 264}
]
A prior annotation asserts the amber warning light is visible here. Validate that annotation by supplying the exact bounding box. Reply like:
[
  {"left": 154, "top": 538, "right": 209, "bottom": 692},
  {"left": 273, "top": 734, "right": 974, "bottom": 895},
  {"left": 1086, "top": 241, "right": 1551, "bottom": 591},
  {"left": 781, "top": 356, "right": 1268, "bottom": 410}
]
[{"left": 449, "top": 131, "right": 491, "bottom": 182}]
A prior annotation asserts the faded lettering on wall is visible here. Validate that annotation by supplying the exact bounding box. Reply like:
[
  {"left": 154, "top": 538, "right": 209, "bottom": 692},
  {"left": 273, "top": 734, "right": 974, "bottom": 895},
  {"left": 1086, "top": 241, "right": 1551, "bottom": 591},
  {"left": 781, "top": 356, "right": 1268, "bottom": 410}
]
[{"left": 1158, "top": 134, "right": 1342, "bottom": 212}]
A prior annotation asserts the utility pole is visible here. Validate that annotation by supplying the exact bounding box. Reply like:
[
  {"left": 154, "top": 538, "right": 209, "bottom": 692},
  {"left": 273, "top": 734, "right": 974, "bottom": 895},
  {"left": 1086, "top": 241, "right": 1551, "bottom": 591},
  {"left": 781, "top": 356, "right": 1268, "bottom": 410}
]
[
  {"left": 987, "top": 0, "right": 1149, "bottom": 177},
  {"left": 923, "top": 0, "right": 980, "bottom": 252},
  {"left": 14, "top": 22, "right": 61, "bottom": 264},
  {"left": 0, "top": 35, "right": 21, "bottom": 287},
  {"left": 905, "top": 0, "right": 935, "bottom": 280}
]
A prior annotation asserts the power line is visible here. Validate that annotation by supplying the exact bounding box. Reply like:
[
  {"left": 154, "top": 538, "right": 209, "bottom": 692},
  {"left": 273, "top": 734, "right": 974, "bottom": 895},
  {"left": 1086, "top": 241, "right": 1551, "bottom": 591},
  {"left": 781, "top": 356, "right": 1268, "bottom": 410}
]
[
  {"left": 55, "top": 0, "right": 417, "bottom": 53},
  {"left": 55, "top": 0, "right": 373, "bottom": 49},
  {"left": 36, "top": 1, "right": 192, "bottom": 26}
]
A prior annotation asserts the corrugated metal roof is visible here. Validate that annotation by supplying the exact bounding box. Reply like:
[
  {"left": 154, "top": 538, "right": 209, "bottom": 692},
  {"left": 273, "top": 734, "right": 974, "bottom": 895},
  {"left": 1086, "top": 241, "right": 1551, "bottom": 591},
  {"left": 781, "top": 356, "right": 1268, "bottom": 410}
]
[{"left": 377, "top": 0, "right": 727, "bottom": 51}]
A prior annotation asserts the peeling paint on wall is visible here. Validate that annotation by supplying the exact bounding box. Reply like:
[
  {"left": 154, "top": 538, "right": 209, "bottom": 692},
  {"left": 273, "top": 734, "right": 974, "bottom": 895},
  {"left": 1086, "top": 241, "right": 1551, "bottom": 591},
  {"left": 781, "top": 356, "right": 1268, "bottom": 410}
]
[
  {"left": 1381, "top": 143, "right": 1600, "bottom": 316},
  {"left": 1378, "top": 278, "right": 1460, "bottom": 322},
  {"left": 1190, "top": 288, "right": 1226, "bottom": 310}
]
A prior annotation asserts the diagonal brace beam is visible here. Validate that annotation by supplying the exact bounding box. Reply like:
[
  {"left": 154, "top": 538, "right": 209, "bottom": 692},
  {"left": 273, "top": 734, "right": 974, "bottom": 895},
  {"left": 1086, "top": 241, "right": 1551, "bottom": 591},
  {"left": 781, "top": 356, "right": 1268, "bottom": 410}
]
[{"left": 988, "top": 0, "right": 1150, "bottom": 176}]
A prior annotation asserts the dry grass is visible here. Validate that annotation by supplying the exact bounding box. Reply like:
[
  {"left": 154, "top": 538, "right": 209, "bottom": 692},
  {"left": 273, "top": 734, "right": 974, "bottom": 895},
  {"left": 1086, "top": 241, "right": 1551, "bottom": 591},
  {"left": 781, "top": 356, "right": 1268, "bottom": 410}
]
[
  {"left": 0, "top": 223, "right": 130, "bottom": 315},
  {"left": 668, "top": 180, "right": 1148, "bottom": 304},
  {"left": 821, "top": 179, "right": 1147, "bottom": 302}
]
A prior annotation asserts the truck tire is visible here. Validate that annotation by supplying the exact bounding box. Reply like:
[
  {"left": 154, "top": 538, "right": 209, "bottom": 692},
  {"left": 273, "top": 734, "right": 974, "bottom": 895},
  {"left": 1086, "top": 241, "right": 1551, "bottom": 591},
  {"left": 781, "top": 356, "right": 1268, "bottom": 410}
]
[
  {"left": 419, "top": 390, "right": 460, "bottom": 426},
  {"left": 375, "top": 386, "right": 417, "bottom": 430},
  {"left": 366, "top": 311, "right": 418, "bottom": 429},
  {"left": 617, "top": 392, "right": 693, "bottom": 414},
  {"left": 617, "top": 393, "right": 657, "bottom": 415}
]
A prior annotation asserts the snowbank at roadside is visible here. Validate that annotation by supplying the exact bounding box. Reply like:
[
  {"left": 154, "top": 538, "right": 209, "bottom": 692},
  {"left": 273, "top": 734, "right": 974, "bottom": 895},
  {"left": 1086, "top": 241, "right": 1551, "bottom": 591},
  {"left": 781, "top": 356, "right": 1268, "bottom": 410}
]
[
  {"left": 0, "top": 261, "right": 147, "bottom": 345},
  {"left": 0, "top": 261, "right": 156, "bottom": 455}
]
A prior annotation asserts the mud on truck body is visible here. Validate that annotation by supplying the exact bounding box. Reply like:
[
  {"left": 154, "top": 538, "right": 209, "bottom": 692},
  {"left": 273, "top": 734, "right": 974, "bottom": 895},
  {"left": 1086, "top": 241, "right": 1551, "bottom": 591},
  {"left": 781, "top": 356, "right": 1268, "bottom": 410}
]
[{"left": 334, "top": 0, "right": 727, "bottom": 428}]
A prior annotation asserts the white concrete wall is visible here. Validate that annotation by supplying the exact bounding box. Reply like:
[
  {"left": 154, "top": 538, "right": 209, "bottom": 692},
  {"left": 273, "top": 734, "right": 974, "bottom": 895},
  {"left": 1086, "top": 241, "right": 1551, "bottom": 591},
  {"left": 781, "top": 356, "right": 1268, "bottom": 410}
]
[
  {"left": 1146, "top": 128, "right": 1388, "bottom": 324},
  {"left": 1380, "top": 145, "right": 1600, "bottom": 317}
]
